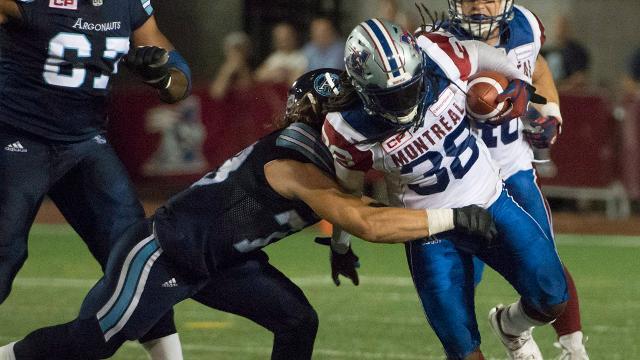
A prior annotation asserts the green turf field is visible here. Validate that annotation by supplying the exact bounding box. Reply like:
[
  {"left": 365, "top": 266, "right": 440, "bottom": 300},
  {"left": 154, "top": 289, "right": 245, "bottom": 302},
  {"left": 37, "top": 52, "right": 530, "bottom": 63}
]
[{"left": 1, "top": 224, "right": 638, "bottom": 359}]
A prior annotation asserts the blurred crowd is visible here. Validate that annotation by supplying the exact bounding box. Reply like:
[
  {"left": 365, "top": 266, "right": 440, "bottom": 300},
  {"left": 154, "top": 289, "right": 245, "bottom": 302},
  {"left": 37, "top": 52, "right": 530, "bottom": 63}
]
[{"left": 208, "top": 0, "right": 640, "bottom": 103}]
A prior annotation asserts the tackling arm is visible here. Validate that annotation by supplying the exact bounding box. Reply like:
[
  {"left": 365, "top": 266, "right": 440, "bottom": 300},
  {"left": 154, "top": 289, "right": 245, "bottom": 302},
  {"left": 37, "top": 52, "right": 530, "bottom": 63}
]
[
  {"left": 265, "top": 160, "right": 497, "bottom": 244},
  {"left": 265, "top": 159, "right": 430, "bottom": 243},
  {"left": 131, "top": 16, "right": 190, "bottom": 103}
]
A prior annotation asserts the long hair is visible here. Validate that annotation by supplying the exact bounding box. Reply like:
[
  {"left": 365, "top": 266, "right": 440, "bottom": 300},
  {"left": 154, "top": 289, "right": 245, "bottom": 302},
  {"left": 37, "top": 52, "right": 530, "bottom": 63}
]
[
  {"left": 325, "top": 72, "right": 361, "bottom": 113},
  {"left": 273, "top": 93, "right": 324, "bottom": 131}
]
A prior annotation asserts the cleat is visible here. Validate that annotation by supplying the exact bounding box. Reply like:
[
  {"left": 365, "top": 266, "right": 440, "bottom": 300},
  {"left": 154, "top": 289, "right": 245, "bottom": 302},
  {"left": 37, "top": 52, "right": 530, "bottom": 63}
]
[
  {"left": 488, "top": 304, "right": 543, "bottom": 360},
  {"left": 554, "top": 331, "right": 589, "bottom": 360}
]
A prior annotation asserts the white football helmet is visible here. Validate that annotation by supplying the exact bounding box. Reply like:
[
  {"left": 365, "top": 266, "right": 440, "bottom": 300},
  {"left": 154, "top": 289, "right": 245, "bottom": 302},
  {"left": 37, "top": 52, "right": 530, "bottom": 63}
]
[
  {"left": 344, "top": 18, "right": 426, "bottom": 126},
  {"left": 447, "top": 0, "right": 514, "bottom": 40}
]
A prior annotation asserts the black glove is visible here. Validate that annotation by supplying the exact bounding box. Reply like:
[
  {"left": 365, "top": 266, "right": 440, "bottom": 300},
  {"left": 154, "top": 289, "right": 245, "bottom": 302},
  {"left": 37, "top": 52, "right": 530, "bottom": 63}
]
[
  {"left": 123, "top": 46, "right": 171, "bottom": 89},
  {"left": 315, "top": 237, "right": 360, "bottom": 286},
  {"left": 453, "top": 205, "right": 498, "bottom": 247}
]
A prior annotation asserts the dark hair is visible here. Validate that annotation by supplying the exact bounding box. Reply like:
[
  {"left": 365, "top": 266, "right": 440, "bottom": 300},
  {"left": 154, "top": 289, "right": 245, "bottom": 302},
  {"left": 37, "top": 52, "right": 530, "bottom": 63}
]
[
  {"left": 325, "top": 72, "right": 361, "bottom": 113},
  {"left": 274, "top": 94, "right": 324, "bottom": 131}
]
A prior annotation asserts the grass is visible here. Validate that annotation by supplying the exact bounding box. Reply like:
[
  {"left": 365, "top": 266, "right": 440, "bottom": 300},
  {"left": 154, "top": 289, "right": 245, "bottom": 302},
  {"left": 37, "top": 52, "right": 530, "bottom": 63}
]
[{"left": 0, "top": 224, "right": 638, "bottom": 359}]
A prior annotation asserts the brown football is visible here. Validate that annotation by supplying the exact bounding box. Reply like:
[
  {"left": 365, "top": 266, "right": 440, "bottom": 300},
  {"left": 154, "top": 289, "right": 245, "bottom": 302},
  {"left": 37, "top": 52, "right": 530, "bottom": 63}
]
[{"left": 465, "top": 71, "right": 510, "bottom": 122}]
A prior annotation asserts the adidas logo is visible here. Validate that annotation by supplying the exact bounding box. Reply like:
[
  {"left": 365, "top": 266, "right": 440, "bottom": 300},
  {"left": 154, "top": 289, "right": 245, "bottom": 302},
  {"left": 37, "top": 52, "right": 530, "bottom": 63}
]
[
  {"left": 4, "top": 141, "right": 27, "bottom": 153},
  {"left": 161, "top": 278, "right": 178, "bottom": 288}
]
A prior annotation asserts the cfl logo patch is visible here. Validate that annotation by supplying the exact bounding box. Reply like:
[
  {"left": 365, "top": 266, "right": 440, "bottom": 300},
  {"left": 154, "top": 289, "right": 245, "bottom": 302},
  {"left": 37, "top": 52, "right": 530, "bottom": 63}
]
[{"left": 49, "top": 0, "right": 78, "bottom": 10}]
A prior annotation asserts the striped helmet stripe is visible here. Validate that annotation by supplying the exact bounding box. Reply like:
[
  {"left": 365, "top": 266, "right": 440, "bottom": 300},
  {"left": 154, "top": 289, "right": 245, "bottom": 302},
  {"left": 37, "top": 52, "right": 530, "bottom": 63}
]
[{"left": 361, "top": 19, "right": 404, "bottom": 79}]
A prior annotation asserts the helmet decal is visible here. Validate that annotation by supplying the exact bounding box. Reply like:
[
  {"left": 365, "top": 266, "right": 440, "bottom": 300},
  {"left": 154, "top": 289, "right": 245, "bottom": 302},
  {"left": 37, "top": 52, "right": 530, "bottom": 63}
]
[
  {"left": 400, "top": 31, "right": 420, "bottom": 53},
  {"left": 346, "top": 47, "right": 370, "bottom": 79},
  {"left": 313, "top": 72, "right": 341, "bottom": 97}
]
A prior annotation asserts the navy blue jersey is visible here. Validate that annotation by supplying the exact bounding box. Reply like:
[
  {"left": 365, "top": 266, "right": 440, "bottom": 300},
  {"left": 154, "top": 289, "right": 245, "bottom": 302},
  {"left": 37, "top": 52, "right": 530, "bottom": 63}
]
[
  {"left": 153, "top": 123, "right": 336, "bottom": 277},
  {"left": 0, "top": 0, "right": 153, "bottom": 141}
]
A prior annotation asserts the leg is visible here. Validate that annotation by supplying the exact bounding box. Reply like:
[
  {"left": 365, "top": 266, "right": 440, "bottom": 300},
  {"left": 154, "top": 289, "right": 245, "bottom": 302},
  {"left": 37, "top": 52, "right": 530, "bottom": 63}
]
[
  {"left": 0, "top": 128, "right": 50, "bottom": 304},
  {"left": 405, "top": 238, "right": 482, "bottom": 359},
  {"left": 48, "top": 140, "right": 145, "bottom": 267},
  {"left": 11, "top": 220, "right": 200, "bottom": 359},
  {"left": 505, "top": 170, "right": 587, "bottom": 355},
  {"left": 476, "top": 189, "right": 568, "bottom": 359},
  {"left": 192, "top": 252, "right": 318, "bottom": 360},
  {"left": 48, "top": 140, "right": 180, "bottom": 357}
]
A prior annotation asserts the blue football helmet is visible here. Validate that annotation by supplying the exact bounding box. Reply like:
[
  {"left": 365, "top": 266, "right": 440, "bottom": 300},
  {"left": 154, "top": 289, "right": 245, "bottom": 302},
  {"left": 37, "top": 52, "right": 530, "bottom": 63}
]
[
  {"left": 447, "top": 0, "right": 514, "bottom": 40},
  {"left": 344, "top": 18, "right": 428, "bottom": 127}
]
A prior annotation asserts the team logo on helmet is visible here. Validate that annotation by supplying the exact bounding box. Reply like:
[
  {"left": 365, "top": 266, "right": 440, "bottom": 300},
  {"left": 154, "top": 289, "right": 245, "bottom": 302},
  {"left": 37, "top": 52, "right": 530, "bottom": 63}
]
[
  {"left": 400, "top": 31, "right": 420, "bottom": 52},
  {"left": 313, "top": 72, "right": 341, "bottom": 98},
  {"left": 346, "top": 48, "right": 370, "bottom": 79}
]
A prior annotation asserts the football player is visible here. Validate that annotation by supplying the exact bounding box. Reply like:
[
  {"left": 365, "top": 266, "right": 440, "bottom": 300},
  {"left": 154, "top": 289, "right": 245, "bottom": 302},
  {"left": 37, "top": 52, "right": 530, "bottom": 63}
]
[
  {"left": 0, "top": 0, "right": 191, "bottom": 358},
  {"left": 445, "top": 1, "right": 588, "bottom": 358},
  {"left": 0, "top": 69, "right": 498, "bottom": 360},
  {"left": 323, "top": 19, "right": 568, "bottom": 360}
]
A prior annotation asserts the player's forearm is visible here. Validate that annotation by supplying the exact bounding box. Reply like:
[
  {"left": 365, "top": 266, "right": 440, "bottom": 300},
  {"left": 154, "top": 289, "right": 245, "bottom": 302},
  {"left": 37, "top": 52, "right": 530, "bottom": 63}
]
[
  {"left": 532, "top": 56, "right": 560, "bottom": 104},
  {"left": 159, "top": 68, "right": 189, "bottom": 103},
  {"left": 345, "top": 206, "right": 430, "bottom": 243}
]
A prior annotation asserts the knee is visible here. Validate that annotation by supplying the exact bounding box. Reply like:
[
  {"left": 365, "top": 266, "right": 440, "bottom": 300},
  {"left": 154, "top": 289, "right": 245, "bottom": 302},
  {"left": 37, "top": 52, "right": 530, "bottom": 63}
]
[
  {"left": 0, "top": 238, "right": 28, "bottom": 272},
  {"left": 278, "top": 306, "right": 318, "bottom": 337},
  {"left": 523, "top": 300, "right": 567, "bottom": 323},
  {"left": 544, "top": 301, "right": 568, "bottom": 320},
  {"left": 69, "top": 319, "right": 123, "bottom": 359}
]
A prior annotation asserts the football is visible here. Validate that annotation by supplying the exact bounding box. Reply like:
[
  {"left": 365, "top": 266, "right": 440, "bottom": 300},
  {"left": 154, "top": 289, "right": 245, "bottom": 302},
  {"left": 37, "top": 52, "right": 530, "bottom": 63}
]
[{"left": 465, "top": 71, "right": 510, "bottom": 122}]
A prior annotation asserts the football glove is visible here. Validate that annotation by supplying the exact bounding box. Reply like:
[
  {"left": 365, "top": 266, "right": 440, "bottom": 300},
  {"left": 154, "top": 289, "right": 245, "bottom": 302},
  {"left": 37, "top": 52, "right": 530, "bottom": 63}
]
[
  {"left": 453, "top": 205, "right": 498, "bottom": 248},
  {"left": 524, "top": 115, "right": 561, "bottom": 148},
  {"left": 123, "top": 46, "right": 171, "bottom": 89},
  {"left": 315, "top": 237, "right": 360, "bottom": 286},
  {"left": 491, "top": 79, "right": 546, "bottom": 124}
]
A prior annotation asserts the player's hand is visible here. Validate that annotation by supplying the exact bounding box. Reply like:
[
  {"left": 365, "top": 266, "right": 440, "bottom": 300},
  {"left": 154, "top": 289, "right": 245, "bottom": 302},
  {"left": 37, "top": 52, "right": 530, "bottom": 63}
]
[
  {"left": 491, "top": 79, "right": 544, "bottom": 124},
  {"left": 453, "top": 206, "right": 498, "bottom": 247},
  {"left": 315, "top": 237, "right": 360, "bottom": 286},
  {"left": 524, "top": 115, "right": 561, "bottom": 148},
  {"left": 123, "top": 46, "right": 171, "bottom": 89}
]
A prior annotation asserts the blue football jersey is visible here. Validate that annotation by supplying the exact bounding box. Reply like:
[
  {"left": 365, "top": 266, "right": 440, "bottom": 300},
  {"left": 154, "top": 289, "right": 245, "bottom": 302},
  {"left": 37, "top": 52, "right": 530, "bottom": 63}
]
[{"left": 0, "top": 0, "right": 153, "bottom": 141}]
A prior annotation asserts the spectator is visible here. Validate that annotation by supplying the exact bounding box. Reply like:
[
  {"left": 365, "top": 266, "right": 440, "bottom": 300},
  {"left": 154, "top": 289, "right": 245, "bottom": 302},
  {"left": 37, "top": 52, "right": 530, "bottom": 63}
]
[
  {"left": 621, "top": 48, "right": 640, "bottom": 98},
  {"left": 302, "top": 18, "right": 345, "bottom": 71},
  {"left": 378, "top": 0, "right": 417, "bottom": 32},
  {"left": 209, "top": 31, "right": 254, "bottom": 99},
  {"left": 255, "top": 22, "right": 308, "bottom": 85},
  {"left": 542, "top": 15, "right": 591, "bottom": 92}
]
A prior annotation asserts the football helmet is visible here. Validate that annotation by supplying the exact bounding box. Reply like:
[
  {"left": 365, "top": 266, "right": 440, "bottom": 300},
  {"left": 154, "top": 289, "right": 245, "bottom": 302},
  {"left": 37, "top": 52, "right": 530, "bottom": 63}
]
[
  {"left": 447, "top": 0, "right": 514, "bottom": 40},
  {"left": 286, "top": 68, "right": 343, "bottom": 118},
  {"left": 344, "top": 18, "right": 426, "bottom": 126}
]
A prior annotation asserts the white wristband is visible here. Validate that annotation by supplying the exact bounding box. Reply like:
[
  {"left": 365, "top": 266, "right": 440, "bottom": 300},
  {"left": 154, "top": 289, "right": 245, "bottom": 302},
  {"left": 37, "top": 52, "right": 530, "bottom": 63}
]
[{"left": 426, "top": 209, "right": 455, "bottom": 236}]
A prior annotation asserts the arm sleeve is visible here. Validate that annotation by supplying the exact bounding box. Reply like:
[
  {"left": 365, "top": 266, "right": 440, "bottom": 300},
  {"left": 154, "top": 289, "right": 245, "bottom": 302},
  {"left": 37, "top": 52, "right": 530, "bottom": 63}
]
[
  {"left": 130, "top": 0, "right": 153, "bottom": 30},
  {"left": 466, "top": 40, "right": 529, "bottom": 82}
]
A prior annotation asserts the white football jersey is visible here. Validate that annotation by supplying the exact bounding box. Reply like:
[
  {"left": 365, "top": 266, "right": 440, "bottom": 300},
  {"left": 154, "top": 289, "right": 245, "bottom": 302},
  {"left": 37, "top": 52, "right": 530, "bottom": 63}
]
[
  {"left": 323, "top": 33, "right": 518, "bottom": 209},
  {"left": 470, "top": 5, "right": 546, "bottom": 179}
]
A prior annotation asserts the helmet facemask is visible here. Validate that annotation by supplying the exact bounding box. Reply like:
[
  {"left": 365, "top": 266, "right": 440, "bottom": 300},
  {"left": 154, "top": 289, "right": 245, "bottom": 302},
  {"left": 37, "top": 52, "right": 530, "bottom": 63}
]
[{"left": 448, "top": 0, "right": 514, "bottom": 41}]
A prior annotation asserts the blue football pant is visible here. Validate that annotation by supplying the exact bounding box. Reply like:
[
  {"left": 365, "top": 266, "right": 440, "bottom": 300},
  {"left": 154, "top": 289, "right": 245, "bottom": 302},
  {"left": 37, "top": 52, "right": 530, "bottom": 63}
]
[
  {"left": 14, "top": 220, "right": 318, "bottom": 360},
  {"left": 472, "top": 169, "right": 554, "bottom": 286},
  {"left": 0, "top": 125, "right": 176, "bottom": 342},
  {"left": 406, "top": 188, "right": 568, "bottom": 359}
]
